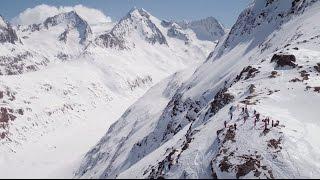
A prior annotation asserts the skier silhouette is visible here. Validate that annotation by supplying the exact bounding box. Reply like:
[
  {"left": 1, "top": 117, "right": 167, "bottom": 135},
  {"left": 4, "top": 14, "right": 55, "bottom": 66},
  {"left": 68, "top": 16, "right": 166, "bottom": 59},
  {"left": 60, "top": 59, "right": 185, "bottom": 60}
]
[
  {"left": 274, "top": 120, "right": 279, "bottom": 127},
  {"left": 255, "top": 113, "right": 260, "bottom": 122},
  {"left": 264, "top": 120, "right": 268, "bottom": 131},
  {"left": 229, "top": 106, "right": 233, "bottom": 120}
]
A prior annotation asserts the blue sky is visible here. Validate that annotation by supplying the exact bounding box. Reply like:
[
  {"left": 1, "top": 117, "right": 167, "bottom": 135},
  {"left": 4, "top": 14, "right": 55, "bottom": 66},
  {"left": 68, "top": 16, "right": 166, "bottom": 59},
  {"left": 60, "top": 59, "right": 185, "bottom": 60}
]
[{"left": 0, "top": 0, "right": 252, "bottom": 27}]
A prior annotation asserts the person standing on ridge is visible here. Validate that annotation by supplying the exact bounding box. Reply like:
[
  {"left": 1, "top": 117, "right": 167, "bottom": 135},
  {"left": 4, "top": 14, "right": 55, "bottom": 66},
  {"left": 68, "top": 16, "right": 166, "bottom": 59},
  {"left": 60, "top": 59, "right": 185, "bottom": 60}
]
[
  {"left": 229, "top": 105, "right": 236, "bottom": 120},
  {"left": 264, "top": 120, "right": 268, "bottom": 131},
  {"left": 275, "top": 120, "right": 279, "bottom": 127},
  {"left": 255, "top": 113, "right": 260, "bottom": 122},
  {"left": 266, "top": 117, "right": 270, "bottom": 125},
  {"left": 229, "top": 106, "right": 233, "bottom": 120}
]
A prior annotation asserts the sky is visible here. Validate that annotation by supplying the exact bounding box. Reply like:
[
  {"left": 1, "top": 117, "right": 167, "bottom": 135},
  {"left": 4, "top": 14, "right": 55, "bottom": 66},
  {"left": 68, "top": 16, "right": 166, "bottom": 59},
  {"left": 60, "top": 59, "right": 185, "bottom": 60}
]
[{"left": 0, "top": 0, "right": 253, "bottom": 27}]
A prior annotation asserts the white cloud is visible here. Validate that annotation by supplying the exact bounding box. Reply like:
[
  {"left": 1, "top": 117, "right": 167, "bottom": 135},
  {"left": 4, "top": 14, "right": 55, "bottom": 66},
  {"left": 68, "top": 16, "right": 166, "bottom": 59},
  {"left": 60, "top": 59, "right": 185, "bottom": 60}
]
[{"left": 12, "top": 4, "right": 112, "bottom": 26}]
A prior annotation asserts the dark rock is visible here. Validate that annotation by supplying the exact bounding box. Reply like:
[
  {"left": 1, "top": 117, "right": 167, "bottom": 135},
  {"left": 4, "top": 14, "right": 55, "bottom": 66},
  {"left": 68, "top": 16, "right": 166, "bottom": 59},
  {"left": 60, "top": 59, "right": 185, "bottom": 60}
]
[
  {"left": 219, "top": 156, "right": 232, "bottom": 172},
  {"left": 96, "top": 33, "right": 127, "bottom": 50},
  {"left": 208, "top": 88, "right": 234, "bottom": 116},
  {"left": 17, "top": 109, "right": 24, "bottom": 115},
  {"left": 269, "top": 71, "right": 278, "bottom": 78},
  {"left": 299, "top": 70, "right": 310, "bottom": 81},
  {"left": 314, "top": 87, "right": 320, "bottom": 93},
  {"left": 235, "top": 156, "right": 260, "bottom": 179},
  {"left": 267, "top": 138, "right": 281, "bottom": 149},
  {"left": 223, "top": 127, "right": 236, "bottom": 143},
  {"left": 270, "top": 54, "right": 297, "bottom": 68},
  {"left": 314, "top": 63, "right": 320, "bottom": 73},
  {"left": 249, "top": 84, "right": 256, "bottom": 94},
  {"left": 236, "top": 66, "right": 260, "bottom": 81},
  {"left": 0, "top": 107, "right": 16, "bottom": 123},
  {"left": 289, "top": 78, "right": 301, "bottom": 82}
]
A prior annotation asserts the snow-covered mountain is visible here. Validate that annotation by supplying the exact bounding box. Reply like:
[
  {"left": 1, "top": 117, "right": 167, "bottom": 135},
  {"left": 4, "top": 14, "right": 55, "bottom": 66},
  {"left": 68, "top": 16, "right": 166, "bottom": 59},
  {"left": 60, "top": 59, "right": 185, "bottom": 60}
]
[
  {"left": 76, "top": 0, "right": 320, "bottom": 179},
  {"left": 0, "top": 8, "right": 215, "bottom": 178},
  {"left": 0, "top": 15, "right": 18, "bottom": 44},
  {"left": 43, "top": 11, "right": 92, "bottom": 44},
  {"left": 178, "top": 16, "right": 227, "bottom": 42},
  {"left": 95, "top": 8, "right": 167, "bottom": 50}
]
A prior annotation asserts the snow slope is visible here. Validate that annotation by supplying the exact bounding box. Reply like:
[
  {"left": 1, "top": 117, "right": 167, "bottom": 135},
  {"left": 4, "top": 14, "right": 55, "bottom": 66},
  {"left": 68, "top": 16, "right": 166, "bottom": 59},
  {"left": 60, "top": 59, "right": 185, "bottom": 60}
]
[
  {"left": 76, "top": 0, "right": 320, "bottom": 179},
  {"left": 0, "top": 7, "right": 215, "bottom": 178}
]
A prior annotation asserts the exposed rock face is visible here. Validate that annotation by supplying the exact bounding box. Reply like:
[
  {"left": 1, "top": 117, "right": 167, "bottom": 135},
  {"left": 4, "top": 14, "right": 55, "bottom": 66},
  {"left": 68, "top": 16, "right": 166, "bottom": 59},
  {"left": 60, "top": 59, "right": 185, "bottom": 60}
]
[
  {"left": 95, "top": 32, "right": 127, "bottom": 50},
  {"left": 21, "top": 23, "right": 41, "bottom": 32},
  {"left": 271, "top": 54, "right": 297, "bottom": 68},
  {"left": 314, "top": 63, "right": 320, "bottom": 72},
  {"left": 127, "top": 76, "right": 153, "bottom": 91},
  {"left": 58, "top": 28, "right": 69, "bottom": 43},
  {"left": 0, "top": 16, "right": 19, "bottom": 44},
  {"left": 95, "top": 8, "right": 167, "bottom": 50},
  {"left": 0, "top": 51, "right": 49, "bottom": 75},
  {"left": 167, "top": 23, "right": 190, "bottom": 43}
]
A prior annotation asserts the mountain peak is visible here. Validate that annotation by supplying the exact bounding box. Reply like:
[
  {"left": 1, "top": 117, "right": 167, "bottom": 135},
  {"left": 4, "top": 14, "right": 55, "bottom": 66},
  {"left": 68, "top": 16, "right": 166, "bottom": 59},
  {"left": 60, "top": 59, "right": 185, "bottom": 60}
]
[
  {"left": 177, "top": 16, "right": 226, "bottom": 42},
  {"left": 95, "top": 7, "right": 167, "bottom": 49},
  {"left": 0, "top": 15, "right": 19, "bottom": 44},
  {"left": 43, "top": 11, "right": 92, "bottom": 44},
  {"left": 126, "top": 7, "right": 150, "bottom": 19},
  {"left": 213, "top": 0, "right": 316, "bottom": 60},
  {"left": 0, "top": 15, "right": 7, "bottom": 27},
  {"left": 44, "top": 11, "right": 86, "bottom": 28}
]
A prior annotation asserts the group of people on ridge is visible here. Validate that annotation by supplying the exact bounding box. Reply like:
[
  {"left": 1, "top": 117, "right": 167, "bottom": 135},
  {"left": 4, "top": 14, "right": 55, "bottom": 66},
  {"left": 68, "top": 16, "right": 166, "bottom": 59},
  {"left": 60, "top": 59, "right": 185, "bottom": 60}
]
[{"left": 224, "top": 104, "right": 280, "bottom": 131}]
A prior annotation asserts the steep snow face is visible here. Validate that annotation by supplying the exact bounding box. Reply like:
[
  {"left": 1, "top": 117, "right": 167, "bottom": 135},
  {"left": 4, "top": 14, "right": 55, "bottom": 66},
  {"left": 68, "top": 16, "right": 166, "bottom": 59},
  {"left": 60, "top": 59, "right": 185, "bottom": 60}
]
[
  {"left": 76, "top": 0, "right": 320, "bottom": 179},
  {"left": 178, "top": 16, "right": 226, "bottom": 42},
  {"left": 0, "top": 7, "right": 215, "bottom": 179},
  {"left": 0, "top": 16, "right": 18, "bottom": 44},
  {"left": 76, "top": 67, "right": 197, "bottom": 179},
  {"left": 214, "top": 0, "right": 317, "bottom": 59},
  {"left": 0, "top": 16, "right": 7, "bottom": 27},
  {"left": 95, "top": 8, "right": 167, "bottom": 50}
]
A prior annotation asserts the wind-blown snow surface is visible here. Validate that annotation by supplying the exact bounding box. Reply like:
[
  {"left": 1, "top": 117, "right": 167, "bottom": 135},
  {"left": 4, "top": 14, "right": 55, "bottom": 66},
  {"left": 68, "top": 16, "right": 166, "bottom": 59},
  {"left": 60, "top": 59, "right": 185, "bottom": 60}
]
[
  {"left": 76, "top": 0, "right": 320, "bottom": 179},
  {"left": 0, "top": 7, "right": 215, "bottom": 178}
]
